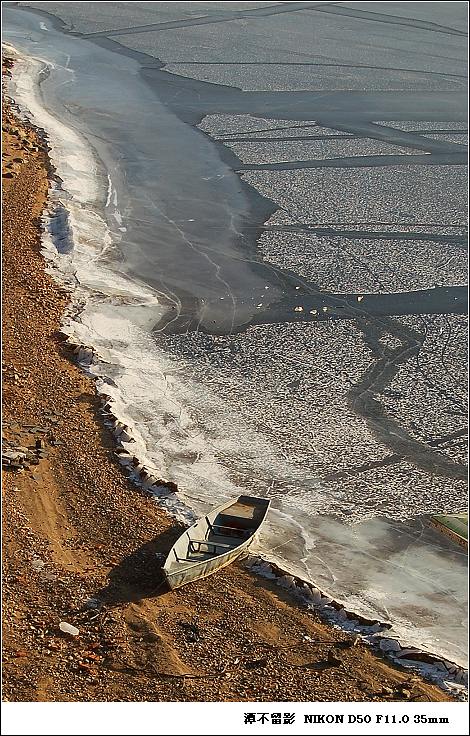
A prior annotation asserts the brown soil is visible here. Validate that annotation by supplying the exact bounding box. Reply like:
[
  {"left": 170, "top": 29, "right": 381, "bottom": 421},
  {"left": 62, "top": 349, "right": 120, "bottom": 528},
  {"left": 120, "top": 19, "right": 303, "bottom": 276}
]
[{"left": 1, "top": 59, "right": 452, "bottom": 703}]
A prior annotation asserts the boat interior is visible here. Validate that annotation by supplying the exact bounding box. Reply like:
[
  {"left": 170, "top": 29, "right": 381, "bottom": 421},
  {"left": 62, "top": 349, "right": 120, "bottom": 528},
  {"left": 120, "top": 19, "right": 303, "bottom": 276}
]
[{"left": 174, "top": 497, "right": 269, "bottom": 564}]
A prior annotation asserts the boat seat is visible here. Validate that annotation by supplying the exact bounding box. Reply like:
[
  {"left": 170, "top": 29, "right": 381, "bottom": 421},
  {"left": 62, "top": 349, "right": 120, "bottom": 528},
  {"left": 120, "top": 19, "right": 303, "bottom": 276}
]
[
  {"left": 188, "top": 538, "right": 233, "bottom": 554},
  {"left": 207, "top": 522, "right": 251, "bottom": 539}
]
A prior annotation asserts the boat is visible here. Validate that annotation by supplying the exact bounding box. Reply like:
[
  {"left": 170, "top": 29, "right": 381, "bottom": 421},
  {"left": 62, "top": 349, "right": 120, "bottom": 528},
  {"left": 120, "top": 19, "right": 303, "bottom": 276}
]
[
  {"left": 162, "top": 495, "right": 271, "bottom": 590},
  {"left": 430, "top": 513, "right": 468, "bottom": 549}
]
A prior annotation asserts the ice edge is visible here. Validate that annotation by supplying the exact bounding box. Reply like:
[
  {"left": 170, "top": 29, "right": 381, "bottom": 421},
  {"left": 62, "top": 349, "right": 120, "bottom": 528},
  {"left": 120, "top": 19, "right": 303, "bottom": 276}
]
[{"left": 4, "top": 41, "right": 467, "bottom": 696}]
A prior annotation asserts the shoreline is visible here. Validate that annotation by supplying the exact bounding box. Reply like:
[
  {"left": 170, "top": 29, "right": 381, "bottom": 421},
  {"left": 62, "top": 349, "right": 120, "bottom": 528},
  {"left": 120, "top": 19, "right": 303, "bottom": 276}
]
[
  {"left": 1, "top": 51, "right": 465, "bottom": 702},
  {"left": 3, "top": 13, "right": 467, "bottom": 671}
]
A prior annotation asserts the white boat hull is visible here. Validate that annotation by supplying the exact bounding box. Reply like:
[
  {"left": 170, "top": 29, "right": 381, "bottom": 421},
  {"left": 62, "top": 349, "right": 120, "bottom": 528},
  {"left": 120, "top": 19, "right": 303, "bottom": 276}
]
[{"left": 162, "top": 495, "right": 270, "bottom": 590}]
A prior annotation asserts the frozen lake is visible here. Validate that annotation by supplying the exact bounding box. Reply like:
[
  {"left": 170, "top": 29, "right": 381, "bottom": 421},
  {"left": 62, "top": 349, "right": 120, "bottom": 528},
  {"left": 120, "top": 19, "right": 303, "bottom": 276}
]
[{"left": 3, "top": 1, "right": 467, "bottom": 667}]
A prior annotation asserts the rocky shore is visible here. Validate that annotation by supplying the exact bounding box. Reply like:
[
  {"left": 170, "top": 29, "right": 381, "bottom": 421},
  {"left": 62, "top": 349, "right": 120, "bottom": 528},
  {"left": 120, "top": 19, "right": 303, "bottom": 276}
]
[{"left": 1, "top": 58, "right": 453, "bottom": 703}]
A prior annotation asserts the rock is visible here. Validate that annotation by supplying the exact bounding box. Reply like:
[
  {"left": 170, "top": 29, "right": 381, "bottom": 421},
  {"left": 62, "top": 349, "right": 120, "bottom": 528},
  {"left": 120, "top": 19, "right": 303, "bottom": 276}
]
[
  {"left": 254, "top": 561, "right": 272, "bottom": 574},
  {"left": 308, "top": 588, "right": 322, "bottom": 605},
  {"left": 113, "top": 422, "right": 125, "bottom": 438},
  {"left": 455, "top": 670, "right": 468, "bottom": 685},
  {"left": 41, "top": 572, "right": 56, "bottom": 582},
  {"left": 78, "top": 347, "right": 94, "bottom": 364},
  {"left": 3, "top": 450, "right": 25, "bottom": 461},
  {"left": 278, "top": 575, "right": 296, "bottom": 589},
  {"left": 379, "top": 638, "right": 401, "bottom": 653},
  {"left": 59, "top": 622, "right": 79, "bottom": 636},
  {"left": 337, "top": 636, "right": 361, "bottom": 649},
  {"left": 142, "top": 475, "right": 159, "bottom": 489},
  {"left": 179, "top": 621, "right": 200, "bottom": 642},
  {"left": 395, "top": 648, "right": 420, "bottom": 658},
  {"left": 327, "top": 650, "right": 342, "bottom": 666},
  {"left": 115, "top": 452, "right": 132, "bottom": 466},
  {"left": 245, "top": 657, "right": 268, "bottom": 670},
  {"left": 244, "top": 555, "right": 258, "bottom": 568}
]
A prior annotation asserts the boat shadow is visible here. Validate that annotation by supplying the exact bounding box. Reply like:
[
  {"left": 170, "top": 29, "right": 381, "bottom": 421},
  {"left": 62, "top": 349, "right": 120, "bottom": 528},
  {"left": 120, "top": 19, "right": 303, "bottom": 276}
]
[{"left": 93, "top": 526, "right": 185, "bottom": 608}]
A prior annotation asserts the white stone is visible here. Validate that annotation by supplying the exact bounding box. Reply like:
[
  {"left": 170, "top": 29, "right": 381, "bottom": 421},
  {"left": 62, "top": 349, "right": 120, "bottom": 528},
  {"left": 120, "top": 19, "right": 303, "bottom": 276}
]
[{"left": 59, "top": 622, "right": 79, "bottom": 636}]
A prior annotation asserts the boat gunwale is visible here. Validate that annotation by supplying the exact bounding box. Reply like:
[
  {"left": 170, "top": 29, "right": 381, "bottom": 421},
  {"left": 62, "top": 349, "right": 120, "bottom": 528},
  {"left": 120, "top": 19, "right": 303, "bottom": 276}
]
[{"left": 163, "top": 532, "right": 254, "bottom": 578}]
